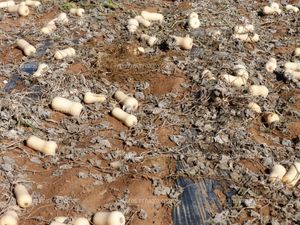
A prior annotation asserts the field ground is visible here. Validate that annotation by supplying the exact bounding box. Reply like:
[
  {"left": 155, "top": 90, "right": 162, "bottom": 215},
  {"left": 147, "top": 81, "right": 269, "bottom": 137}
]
[{"left": 0, "top": 0, "right": 300, "bottom": 224}]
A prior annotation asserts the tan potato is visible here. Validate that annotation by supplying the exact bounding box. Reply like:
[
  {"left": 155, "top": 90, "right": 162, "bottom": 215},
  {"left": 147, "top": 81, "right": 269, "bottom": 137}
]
[
  {"left": 51, "top": 97, "right": 83, "bottom": 117},
  {"left": 269, "top": 164, "right": 286, "bottom": 182},
  {"left": 14, "top": 184, "right": 32, "bottom": 208},
  {"left": 114, "top": 90, "right": 138, "bottom": 111},
  {"left": 26, "top": 135, "right": 57, "bottom": 155},
  {"left": 16, "top": 39, "right": 36, "bottom": 56},
  {"left": 111, "top": 108, "right": 137, "bottom": 127}
]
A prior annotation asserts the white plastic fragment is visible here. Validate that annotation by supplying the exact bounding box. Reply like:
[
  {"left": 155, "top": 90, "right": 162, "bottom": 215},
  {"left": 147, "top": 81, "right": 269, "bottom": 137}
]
[{"left": 137, "top": 47, "right": 145, "bottom": 53}]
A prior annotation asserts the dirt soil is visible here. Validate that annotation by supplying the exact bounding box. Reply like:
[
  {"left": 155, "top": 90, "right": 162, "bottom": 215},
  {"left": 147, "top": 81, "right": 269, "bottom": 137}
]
[{"left": 0, "top": 0, "right": 300, "bottom": 225}]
